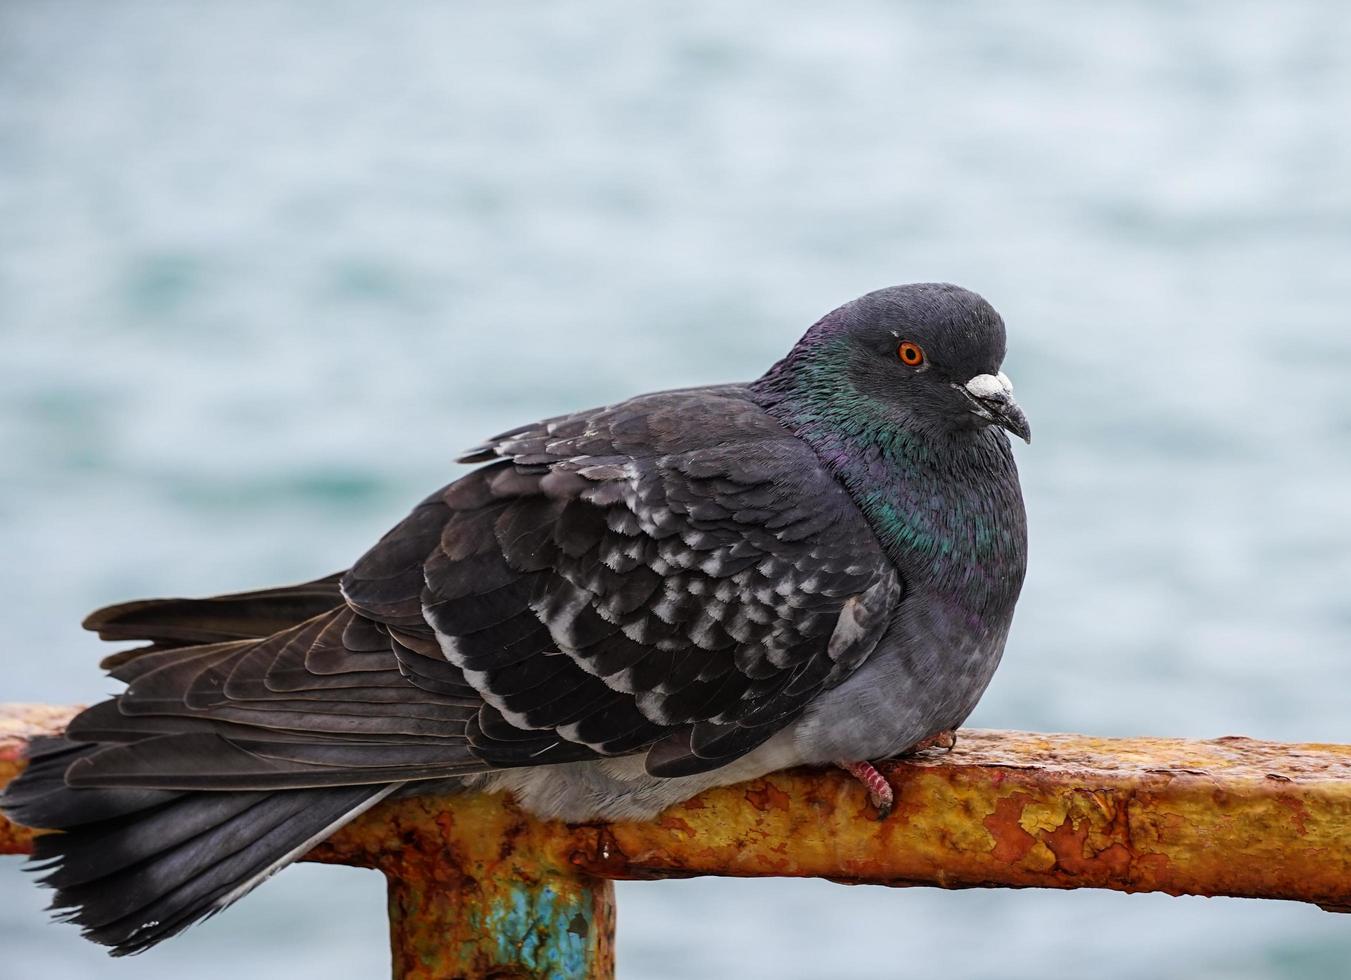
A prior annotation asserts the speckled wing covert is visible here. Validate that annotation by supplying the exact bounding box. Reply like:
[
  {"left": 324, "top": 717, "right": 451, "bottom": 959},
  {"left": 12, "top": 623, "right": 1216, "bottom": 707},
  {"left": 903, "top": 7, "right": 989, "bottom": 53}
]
[{"left": 343, "top": 385, "right": 902, "bottom": 776}]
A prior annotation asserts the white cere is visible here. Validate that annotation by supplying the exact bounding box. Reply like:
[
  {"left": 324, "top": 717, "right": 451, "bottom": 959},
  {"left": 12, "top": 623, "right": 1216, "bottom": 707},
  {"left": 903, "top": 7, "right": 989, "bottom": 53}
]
[{"left": 964, "top": 374, "right": 1012, "bottom": 399}]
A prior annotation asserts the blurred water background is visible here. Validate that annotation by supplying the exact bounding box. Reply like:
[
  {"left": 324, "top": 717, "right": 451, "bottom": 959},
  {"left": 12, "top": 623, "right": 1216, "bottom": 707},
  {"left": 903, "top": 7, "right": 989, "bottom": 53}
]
[{"left": 2, "top": 2, "right": 1350, "bottom": 977}]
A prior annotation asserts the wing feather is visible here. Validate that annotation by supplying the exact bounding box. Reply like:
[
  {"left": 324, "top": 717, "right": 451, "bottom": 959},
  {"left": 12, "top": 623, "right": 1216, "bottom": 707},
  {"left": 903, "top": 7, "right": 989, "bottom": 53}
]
[{"left": 365, "top": 386, "right": 903, "bottom": 775}]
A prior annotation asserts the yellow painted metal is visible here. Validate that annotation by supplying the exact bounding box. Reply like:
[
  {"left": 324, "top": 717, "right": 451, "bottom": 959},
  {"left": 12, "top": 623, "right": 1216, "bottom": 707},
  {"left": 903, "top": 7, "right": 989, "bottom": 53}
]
[
  {"left": 559, "top": 730, "right": 1351, "bottom": 912},
  {"left": 4, "top": 704, "right": 1351, "bottom": 977}
]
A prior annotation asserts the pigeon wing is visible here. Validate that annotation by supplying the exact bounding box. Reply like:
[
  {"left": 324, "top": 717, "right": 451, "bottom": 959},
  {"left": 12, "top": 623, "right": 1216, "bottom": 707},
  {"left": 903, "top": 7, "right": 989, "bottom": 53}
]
[{"left": 347, "top": 386, "right": 902, "bottom": 777}]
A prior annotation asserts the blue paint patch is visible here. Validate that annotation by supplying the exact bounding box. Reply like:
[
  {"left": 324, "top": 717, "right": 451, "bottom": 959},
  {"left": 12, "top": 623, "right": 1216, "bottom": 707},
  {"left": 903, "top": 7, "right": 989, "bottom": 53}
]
[{"left": 484, "top": 878, "right": 593, "bottom": 979}]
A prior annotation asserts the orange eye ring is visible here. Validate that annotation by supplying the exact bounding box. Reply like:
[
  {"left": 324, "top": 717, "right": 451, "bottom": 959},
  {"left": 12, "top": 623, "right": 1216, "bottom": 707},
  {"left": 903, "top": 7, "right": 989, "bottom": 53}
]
[{"left": 897, "top": 341, "right": 925, "bottom": 367}]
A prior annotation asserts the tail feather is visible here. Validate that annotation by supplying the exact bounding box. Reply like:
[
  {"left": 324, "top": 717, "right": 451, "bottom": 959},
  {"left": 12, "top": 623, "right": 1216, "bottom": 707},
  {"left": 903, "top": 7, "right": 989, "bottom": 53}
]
[
  {"left": 39, "top": 792, "right": 268, "bottom": 890},
  {"left": 1, "top": 740, "right": 181, "bottom": 828},
  {"left": 32, "top": 783, "right": 396, "bottom": 954}
]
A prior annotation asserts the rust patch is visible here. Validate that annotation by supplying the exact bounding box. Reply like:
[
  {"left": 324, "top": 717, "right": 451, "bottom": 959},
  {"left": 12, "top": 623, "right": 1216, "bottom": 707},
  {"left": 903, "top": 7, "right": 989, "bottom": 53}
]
[
  {"left": 1275, "top": 795, "right": 1310, "bottom": 835},
  {"left": 656, "top": 814, "right": 697, "bottom": 836},
  {"left": 744, "top": 780, "right": 791, "bottom": 813},
  {"left": 497, "top": 810, "right": 528, "bottom": 862},
  {"left": 567, "top": 826, "right": 633, "bottom": 878},
  {"left": 1131, "top": 851, "right": 1174, "bottom": 882},
  {"left": 1041, "top": 817, "right": 1132, "bottom": 881},
  {"left": 983, "top": 793, "right": 1038, "bottom": 864}
]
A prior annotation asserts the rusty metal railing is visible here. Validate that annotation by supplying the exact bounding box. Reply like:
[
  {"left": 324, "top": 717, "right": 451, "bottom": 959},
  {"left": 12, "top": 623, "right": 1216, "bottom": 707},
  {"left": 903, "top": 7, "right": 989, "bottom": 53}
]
[{"left": 3, "top": 703, "right": 1350, "bottom": 978}]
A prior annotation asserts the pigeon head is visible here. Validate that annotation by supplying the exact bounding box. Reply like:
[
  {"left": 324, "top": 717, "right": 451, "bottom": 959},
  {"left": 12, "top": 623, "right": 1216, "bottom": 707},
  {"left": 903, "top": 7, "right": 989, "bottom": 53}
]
[{"left": 758, "top": 283, "right": 1031, "bottom": 444}]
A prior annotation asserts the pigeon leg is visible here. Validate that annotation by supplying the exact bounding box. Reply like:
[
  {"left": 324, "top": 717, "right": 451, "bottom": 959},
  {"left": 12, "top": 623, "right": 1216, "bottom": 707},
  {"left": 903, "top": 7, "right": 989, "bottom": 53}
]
[{"left": 837, "top": 760, "right": 894, "bottom": 820}]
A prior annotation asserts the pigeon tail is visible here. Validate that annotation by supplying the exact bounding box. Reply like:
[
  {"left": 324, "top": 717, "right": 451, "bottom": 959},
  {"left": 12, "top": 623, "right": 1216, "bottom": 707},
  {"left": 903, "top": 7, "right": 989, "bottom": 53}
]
[{"left": 2, "top": 739, "right": 399, "bottom": 954}]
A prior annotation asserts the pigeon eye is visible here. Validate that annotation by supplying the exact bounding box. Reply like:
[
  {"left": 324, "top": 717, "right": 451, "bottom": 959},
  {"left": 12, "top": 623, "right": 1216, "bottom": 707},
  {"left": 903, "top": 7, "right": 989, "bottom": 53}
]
[{"left": 897, "top": 341, "right": 925, "bottom": 367}]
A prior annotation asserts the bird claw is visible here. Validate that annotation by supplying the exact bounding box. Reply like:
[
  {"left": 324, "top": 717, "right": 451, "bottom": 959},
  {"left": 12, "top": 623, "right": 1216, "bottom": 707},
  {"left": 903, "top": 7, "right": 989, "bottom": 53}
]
[
  {"left": 837, "top": 760, "right": 894, "bottom": 820},
  {"left": 907, "top": 729, "right": 958, "bottom": 756}
]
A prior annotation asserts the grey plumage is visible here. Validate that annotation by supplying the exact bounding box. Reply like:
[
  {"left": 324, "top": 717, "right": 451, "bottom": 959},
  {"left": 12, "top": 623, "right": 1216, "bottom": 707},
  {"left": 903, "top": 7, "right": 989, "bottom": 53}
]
[{"left": 1, "top": 282, "right": 1029, "bottom": 954}]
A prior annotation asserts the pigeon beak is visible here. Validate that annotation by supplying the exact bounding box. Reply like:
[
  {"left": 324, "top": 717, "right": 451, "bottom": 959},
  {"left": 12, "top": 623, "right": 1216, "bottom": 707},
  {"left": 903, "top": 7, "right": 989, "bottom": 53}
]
[{"left": 958, "top": 372, "right": 1032, "bottom": 444}]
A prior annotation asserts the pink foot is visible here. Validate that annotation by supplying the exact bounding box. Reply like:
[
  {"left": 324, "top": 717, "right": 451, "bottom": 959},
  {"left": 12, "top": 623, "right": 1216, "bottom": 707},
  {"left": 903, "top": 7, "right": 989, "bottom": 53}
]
[{"left": 837, "top": 759, "right": 894, "bottom": 820}]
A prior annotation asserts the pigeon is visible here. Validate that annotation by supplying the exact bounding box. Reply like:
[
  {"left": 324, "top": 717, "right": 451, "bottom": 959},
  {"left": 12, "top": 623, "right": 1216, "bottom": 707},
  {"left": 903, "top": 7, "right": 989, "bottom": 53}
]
[{"left": 1, "top": 282, "right": 1029, "bottom": 954}]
